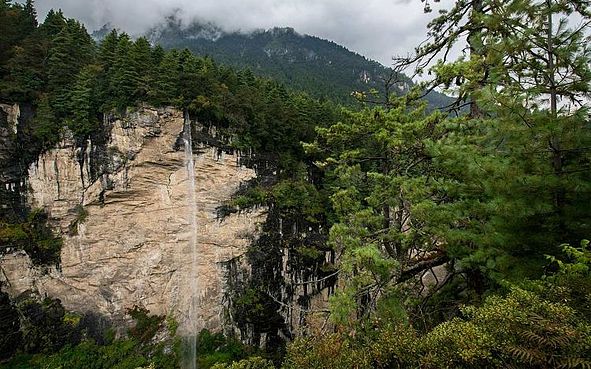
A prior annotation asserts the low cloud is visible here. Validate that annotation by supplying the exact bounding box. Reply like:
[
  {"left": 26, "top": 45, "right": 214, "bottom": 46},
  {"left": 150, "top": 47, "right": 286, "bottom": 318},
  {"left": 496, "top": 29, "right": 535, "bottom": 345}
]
[{"left": 33, "top": 0, "right": 453, "bottom": 67}]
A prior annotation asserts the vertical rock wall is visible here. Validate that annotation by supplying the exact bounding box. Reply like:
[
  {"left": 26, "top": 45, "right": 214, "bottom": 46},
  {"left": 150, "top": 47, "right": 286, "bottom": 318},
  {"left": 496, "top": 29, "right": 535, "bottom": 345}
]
[
  {"left": 0, "top": 107, "right": 264, "bottom": 331},
  {"left": 0, "top": 103, "right": 26, "bottom": 218}
]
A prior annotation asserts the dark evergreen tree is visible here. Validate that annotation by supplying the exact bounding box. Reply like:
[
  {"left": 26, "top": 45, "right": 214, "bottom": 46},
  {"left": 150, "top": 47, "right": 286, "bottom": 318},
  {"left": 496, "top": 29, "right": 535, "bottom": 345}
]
[
  {"left": 20, "top": 0, "right": 38, "bottom": 35},
  {"left": 150, "top": 49, "right": 180, "bottom": 105},
  {"left": 69, "top": 65, "right": 100, "bottom": 138},
  {"left": 47, "top": 19, "right": 94, "bottom": 117},
  {"left": 39, "top": 9, "right": 66, "bottom": 41},
  {"left": 132, "top": 36, "right": 154, "bottom": 101},
  {"left": 108, "top": 33, "right": 138, "bottom": 108},
  {"left": 97, "top": 29, "right": 118, "bottom": 71},
  {"left": 32, "top": 93, "right": 59, "bottom": 148}
]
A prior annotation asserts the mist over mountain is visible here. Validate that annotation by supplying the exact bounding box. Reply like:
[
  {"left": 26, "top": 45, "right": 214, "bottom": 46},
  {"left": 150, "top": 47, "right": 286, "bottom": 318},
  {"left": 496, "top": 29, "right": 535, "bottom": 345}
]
[{"left": 94, "top": 16, "right": 453, "bottom": 107}]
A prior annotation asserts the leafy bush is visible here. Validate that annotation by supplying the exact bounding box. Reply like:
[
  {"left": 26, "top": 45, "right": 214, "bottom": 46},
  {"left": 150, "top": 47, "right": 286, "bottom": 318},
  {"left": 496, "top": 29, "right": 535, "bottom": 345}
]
[
  {"left": 127, "top": 305, "right": 165, "bottom": 344},
  {"left": 68, "top": 203, "right": 89, "bottom": 236},
  {"left": 284, "top": 286, "right": 591, "bottom": 368},
  {"left": 195, "top": 329, "right": 253, "bottom": 369},
  {"left": 231, "top": 187, "right": 267, "bottom": 210},
  {"left": 6, "top": 305, "right": 178, "bottom": 368},
  {"left": 0, "top": 209, "right": 62, "bottom": 265},
  {"left": 212, "top": 356, "right": 275, "bottom": 369},
  {"left": 269, "top": 180, "right": 324, "bottom": 223}
]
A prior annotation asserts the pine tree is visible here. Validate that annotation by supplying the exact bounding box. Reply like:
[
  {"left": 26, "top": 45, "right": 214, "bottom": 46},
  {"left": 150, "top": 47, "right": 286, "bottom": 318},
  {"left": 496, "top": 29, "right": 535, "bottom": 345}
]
[
  {"left": 39, "top": 9, "right": 66, "bottom": 41},
  {"left": 68, "top": 65, "right": 100, "bottom": 138},
  {"left": 32, "top": 93, "right": 59, "bottom": 148},
  {"left": 315, "top": 0, "right": 591, "bottom": 323},
  {"left": 394, "top": 0, "right": 591, "bottom": 283},
  {"left": 97, "top": 29, "right": 118, "bottom": 71},
  {"left": 20, "top": 0, "right": 37, "bottom": 36},
  {"left": 465, "top": 0, "right": 591, "bottom": 270},
  {"left": 151, "top": 44, "right": 165, "bottom": 67},
  {"left": 47, "top": 19, "right": 94, "bottom": 117},
  {"left": 150, "top": 49, "right": 180, "bottom": 105},
  {"left": 131, "top": 36, "right": 153, "bottom": 101},
  {"left": 305, "top": 93, "right": 452, "bottom": 320},
  {"left": 108, "top": 33, "right": 138, "bottom": 108}
]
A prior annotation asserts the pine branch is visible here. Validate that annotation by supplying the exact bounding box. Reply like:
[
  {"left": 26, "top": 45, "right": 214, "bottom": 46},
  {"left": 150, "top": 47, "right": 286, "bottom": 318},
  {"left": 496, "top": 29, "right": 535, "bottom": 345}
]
[{"left": 398, "top": 250, "right": 449, "bottom": 284}]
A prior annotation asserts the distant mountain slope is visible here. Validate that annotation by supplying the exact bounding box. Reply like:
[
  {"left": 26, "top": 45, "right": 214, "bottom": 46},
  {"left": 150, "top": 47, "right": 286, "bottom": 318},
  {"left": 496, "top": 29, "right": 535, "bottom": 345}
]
[{"left": 142, "top": 17, "right": 452, "bottom": 108}]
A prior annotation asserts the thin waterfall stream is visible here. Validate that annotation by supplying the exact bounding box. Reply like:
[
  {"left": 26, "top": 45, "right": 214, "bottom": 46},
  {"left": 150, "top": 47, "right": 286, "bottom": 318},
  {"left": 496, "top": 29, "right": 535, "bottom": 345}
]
[{"left": 183, "top": 112, "right": 199, "bottom": 369}]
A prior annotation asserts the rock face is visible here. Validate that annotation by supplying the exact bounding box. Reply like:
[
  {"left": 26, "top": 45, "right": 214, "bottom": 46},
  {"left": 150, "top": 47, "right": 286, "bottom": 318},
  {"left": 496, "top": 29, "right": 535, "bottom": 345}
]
[
  {"left": 0, "top": 106, "right": 264, "bottom": 332},
  {"left": 0, "top": 103, "right": 19, "bottom": 135},
  {"left": 0, "top": 103, "right": 26, "bottom": 218}
]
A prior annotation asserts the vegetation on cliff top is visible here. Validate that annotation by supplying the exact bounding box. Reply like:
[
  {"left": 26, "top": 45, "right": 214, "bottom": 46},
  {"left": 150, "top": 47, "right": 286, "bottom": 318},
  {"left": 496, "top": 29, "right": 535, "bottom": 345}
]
[{"left": 145, "top": 17, "right": 453, "bottom": 108}]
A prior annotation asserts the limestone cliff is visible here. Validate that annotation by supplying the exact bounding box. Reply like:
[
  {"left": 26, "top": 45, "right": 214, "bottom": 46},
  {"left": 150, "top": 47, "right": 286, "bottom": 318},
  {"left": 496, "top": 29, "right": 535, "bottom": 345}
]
[
  {"left": 0, "top": 106, "right": 264, "bottom": 333},
  {"left": 0, "top": 103, "right": 30, "bottom": 219}
]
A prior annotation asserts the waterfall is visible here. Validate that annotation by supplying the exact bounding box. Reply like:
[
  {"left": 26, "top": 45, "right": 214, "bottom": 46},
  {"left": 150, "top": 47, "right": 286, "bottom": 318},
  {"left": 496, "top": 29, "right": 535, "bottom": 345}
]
[{"left": 183, "top": 112, "right": 199, "bottom": 369}]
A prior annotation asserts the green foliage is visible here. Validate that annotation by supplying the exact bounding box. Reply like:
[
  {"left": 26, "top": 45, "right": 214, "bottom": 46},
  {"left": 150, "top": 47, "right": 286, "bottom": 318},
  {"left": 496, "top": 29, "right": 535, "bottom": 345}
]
[
  {"left": 6, "top": 303, "right": 179, "bottom": 369},
  {"left": 47, "top": 18, "right": 94, "bottom": 117},
  {"left": 285, "top": 284, "right": 591, "bottom": 368},
  {"left": 148, "top": 21, "right": 452, "bottom": 108},
  {"left": 68, "top": 64, "right": 101, "bottom": 138},
  {"left": 9, "top": 339, "right": 147, "bottom": 369},
  {"left": 548, "top": 239, "right": 591, "bottom": 277},
  {"left": 126, "top": 305, "right": 165, "bottom": 344},
  {"left": 411, "top": 0, "right": 591, "bottom": 274},
  {"left": 459, "top": 287, "right": 591, "bottom": 367},
  {"left": 543, "top": 239, "right": 591, "bottom": 320},
  {"left": 212, "top": 356, "right": 274, "bottom": 369},
  {"left": 232, "top": 288, "right": 268, "bottom": 323},
  {"left": 68, "top": 203, "right": 89, "bottom": 236},
  {"left": 166, "top": 315, "right": 179, "bottom": 337},
  {"left": 309, "top": 0, "right": 591, "bottom": 330},
  {"left": 0, "top": 209, "right": 62, "bottom": 265},
  {"left": 269, "top": 179, "right": 323, "bottom": 223},
  {"left": 284, "top": 323, "right": 418, "bottom": 369},
  {"left": 32, "top": 94, "right": 60, "bottom": 149},
  {"left": 0, "top": 0, "right": 38, "bottom": 79},
  {"left": 327, "top": 288, "right": 357, "bottom": 327},
  {"left": 230, "top": 186, "right": 267, "bottom": 210},
  {"left": 309, "top": 95, "right": 451, "bottom": 321},
  {"left": 6, "top": 295, "right": 83, "bottom": 358},
  {"left": 192, "top": 329, "right": 265, "bottom": 369},
  {"left": 108, "top": 33, "right": 139, "bottom": 109},
  {"left": 421, "top": 319, "right": 495, "bottom": 367},
  {"left": 0, "top": 289, "right": 23, "bottom": 361}
]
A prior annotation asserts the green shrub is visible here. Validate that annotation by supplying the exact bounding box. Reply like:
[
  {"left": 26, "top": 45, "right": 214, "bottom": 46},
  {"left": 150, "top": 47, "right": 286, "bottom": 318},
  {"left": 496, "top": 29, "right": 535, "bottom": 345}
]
[
  {"left": 0, "top": 209, "right": 62, "bottom": 265},
  {"left": 195, "top": 329, "right": 252, "bottom": 369},
  {"left": 6, "top": 307, "right": 178, "bottom": 368},
  {"left": 212, "top": 356, "right": 275, "bottom": 369},
  {"left": 68, "top": 204, "right": 89, "bottom": 236},
  {"left": 127, "top": 306, "right": 164, "bottom": 344},
  {"left": 283, "top": 286, "right": 591, "bottom": 368},
  {"left": 167, "top": 315, "right": 179, "bottom": 336}
]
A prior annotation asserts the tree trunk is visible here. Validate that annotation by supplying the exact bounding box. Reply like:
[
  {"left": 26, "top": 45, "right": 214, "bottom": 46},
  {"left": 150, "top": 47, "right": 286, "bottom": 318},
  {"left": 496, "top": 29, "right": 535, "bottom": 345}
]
[
  {"left": 468, "top": 0, "right": 485, "bottom": 118},
  {"left": 546, "top": 0, "right": 565, "bottom": 232}
]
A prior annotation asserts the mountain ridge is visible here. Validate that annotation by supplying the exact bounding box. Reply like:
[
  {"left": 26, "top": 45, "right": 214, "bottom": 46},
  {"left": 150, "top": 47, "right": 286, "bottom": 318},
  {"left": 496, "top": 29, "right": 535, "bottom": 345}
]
[{"left": 93, "top": 17, "right": 452, "bottom": 107}]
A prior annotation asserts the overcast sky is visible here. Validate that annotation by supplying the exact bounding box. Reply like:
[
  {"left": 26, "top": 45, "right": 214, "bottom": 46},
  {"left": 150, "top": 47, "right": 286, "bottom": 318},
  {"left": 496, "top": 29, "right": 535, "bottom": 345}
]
[{"left": 31, "top": 0, "right": 458, "bottom": 67}]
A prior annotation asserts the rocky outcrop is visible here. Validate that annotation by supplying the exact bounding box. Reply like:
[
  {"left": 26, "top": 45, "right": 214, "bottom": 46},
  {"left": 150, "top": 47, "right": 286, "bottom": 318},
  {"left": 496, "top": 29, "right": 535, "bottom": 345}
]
[
  {"left": 0, "top": 103, "right": 19, "bottom": 135},
  {"left": 0, "top": 103, "right": 26, "bottom": 218},
  {"left": 0, "top": 106, "right": 265, "bottom": 332}
]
